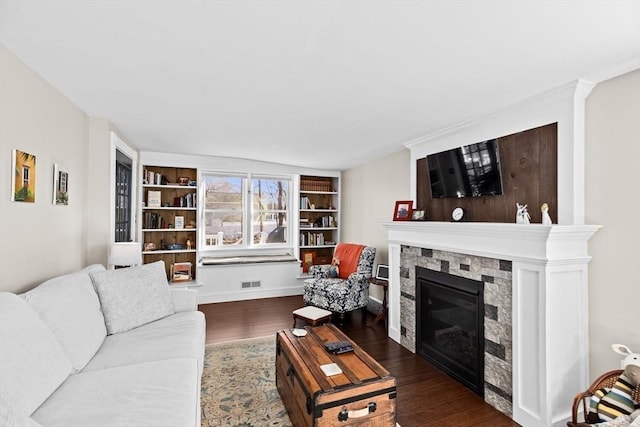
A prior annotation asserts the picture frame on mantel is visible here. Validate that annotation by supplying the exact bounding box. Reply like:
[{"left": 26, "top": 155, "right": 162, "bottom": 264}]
[
  {"left": 393, "top": 200, "right": 413, "bottom": 221},
  {"left": 411, "top": 210, "right": 425, "bottom": 221}
]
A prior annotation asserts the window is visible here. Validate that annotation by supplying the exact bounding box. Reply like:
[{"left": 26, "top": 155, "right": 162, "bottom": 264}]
[
  {"left": 252, "top": 177, "right": 288, "bottom": 244},
  {"left": 201, "top": 172, "right": 291, "bottom": 250},
  {"left": 22, "top": 165, "right": 30, "bottom": 188}
]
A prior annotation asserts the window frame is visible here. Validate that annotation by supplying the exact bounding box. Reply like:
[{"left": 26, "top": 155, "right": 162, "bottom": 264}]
[
  {"left": 22, "top": 165, "right": 30, "bottom": 188},
  {"left": 199, "top": 171, "right": 293, "bottom": 254}
]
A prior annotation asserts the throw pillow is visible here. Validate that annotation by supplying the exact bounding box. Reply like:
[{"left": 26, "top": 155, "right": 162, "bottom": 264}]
[
  {"left": 0, "top": 293, "right": 72, "bottom": 417},
  {"left": 589, "top": 374, "right": 637, "bottom": 422},
  {"left": 90, "top": 261, "right": 175, "bottom": 335},
  {"left": 21, "top": 264, "right": 107, "bottom": 373}
]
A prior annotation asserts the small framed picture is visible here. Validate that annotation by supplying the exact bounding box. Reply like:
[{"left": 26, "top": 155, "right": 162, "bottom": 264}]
[
  {"left": 12, "top": 149, "right": 37, "bottom": 203},
  {"left": 375, "top": 264, "right": 389, "bottom": 280},
  {"left": 393, "top": 200, "right": 413, "bottom": 221},
  {"left": 175, "top": 216, "right": 184, "bottom": 230},
  {"left": 53, "top": 163, "right": 69, "bottom": 205},
  {"left": 411, "top": 210, "right": 425, "bottom": 221}
]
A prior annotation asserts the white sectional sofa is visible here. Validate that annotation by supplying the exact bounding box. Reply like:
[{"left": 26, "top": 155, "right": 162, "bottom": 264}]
[{"left": 0, "top": 261, "right": 205, "bottom": 427}]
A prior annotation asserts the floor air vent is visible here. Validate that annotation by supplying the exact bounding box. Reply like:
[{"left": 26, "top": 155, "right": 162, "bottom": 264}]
[{"left": 241, "top": 281, "right": 261, "bottom": 289}]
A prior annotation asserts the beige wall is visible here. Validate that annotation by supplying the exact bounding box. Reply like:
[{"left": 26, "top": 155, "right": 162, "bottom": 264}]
[
  {"left": 0, "top": 44, "right": 90, "bottom": 292},
  {"left": 86, "top": 117, "right": 116, "bottom": 266},
  {"left": 341, "top": 149, "right": 410, "bottom": 301},
  {"left": 0, "top": 44, "right": 122, "bottom": 293},
  {"left": 585, "top": 69, "right": 640, "bottom": 376}
]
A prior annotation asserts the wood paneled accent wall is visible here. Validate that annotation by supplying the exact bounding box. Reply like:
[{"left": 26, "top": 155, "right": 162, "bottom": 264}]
[{"left": 416, "top": 123, "right": 557, "bottom": 223}]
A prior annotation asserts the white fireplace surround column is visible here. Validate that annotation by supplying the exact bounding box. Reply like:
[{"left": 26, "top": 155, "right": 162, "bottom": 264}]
[{"left": 384, "top": 221, "right": 600, "bottom": 427}]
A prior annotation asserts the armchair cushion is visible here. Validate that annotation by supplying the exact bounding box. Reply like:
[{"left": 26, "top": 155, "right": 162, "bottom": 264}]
[{"left": 304, "top": 277, "right": 370, "bottom": 313}]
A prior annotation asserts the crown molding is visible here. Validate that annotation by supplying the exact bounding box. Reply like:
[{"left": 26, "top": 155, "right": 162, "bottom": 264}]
[{"left": 404, "top": 79, "right": 595, "bottom": 149}]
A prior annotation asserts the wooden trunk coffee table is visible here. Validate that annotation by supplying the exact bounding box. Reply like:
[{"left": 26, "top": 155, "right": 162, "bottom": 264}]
[{"left": 276, "top": 323, "right": 397, "bottom": 426}]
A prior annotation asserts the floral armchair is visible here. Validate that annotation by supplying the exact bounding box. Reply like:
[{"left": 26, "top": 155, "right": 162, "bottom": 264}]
[{"left": 303, "top": 244, "right": 376, "bottom": 317}]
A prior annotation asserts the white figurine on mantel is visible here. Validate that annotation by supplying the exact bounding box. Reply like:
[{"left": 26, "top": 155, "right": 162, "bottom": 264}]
[
  {"left": 541, "top": 203, "right": 552, "bottom": 225},
  {"left": 516, "top": 203, "right": 531, "bottom": 224}
]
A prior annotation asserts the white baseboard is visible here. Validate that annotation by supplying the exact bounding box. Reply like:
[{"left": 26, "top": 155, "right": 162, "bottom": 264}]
[{"left": 197, "top": 286, "right": 303, "bottom": 305}]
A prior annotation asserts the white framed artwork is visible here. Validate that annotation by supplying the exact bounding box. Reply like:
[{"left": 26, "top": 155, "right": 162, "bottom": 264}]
[{"left": 53, "top": 163, "right": 69, "bottom": 205}]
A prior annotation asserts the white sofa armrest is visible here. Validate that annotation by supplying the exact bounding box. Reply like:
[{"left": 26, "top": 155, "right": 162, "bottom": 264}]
[{"left": 170, "top": 288, "right": 198, "bottom": 312}]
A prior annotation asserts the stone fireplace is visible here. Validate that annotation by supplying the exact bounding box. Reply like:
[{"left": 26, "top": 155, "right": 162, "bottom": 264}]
[
  {"left": 384, "top": 221, "right": 599, "bottom": 427},
  {"left": 404, "top": 248, "right": 513, "bottom": 414}
]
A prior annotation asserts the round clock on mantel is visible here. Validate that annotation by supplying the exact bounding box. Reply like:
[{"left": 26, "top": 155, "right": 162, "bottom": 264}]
[{"left": 452, "top": 207, "right": 466, "bottom": 222}]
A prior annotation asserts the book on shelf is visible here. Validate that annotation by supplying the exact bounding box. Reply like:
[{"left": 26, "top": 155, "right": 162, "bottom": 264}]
[
  {"left": 174, "top": 192, "right": 197, "bottom": 208},
  {"left": 301, "top": 179, "right": 332, "bottom": 192},
  {"left": 299, "top": 218, "right": 312, "bottom": 228},
  {"left": 300, "top": 196, "right": 311, "bottom": 209},
  {"left": 301, "top": 232, "right": 325, "bottom": 246},
  {"left": 143, "top": 212, "right": 169, "bottom": 229},
  {"left": 147, "top": 190, "right": 162, "bottom": 207},
  {"left": 143, "top": 170, "right": 166, "bottom": 186}
]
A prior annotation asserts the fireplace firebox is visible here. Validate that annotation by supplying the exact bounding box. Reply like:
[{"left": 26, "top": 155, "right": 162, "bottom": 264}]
[{"left": 416, "top": 266, "right": 484, "bottom": 396}]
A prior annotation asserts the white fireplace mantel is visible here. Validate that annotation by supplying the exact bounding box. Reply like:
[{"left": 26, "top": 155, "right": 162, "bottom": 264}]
[
  {"left": 384, "top": 221, "right": 600, "bottom": 263},
  {"left": 384, "top": 221, "right": 600, "bottom": 427}
]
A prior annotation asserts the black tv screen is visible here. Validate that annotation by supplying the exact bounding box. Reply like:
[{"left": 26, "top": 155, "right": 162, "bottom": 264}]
[{"left": 428, "top": 139, "right": 503, "bottom": 198}]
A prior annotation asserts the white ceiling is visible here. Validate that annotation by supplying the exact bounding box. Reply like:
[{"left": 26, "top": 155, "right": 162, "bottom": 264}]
[{"left": 1, "top": 1, "right": 639, "bottom": 170}]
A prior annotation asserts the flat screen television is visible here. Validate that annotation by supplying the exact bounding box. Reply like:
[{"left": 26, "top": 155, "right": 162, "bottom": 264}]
[{"left": 427, "top": 139, "right": 503, "bottom": 198}]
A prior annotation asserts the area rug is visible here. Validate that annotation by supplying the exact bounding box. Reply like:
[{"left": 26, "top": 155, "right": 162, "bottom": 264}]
[
  {"left": 200, "top": 335, "right": 401, "bottom": 427},
  {"left": 201, "top": 335, "right": 291, "bottom": 426}
]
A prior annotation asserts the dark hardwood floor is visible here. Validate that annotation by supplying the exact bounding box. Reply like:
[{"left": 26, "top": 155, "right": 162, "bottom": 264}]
[{"left": 199, "top": 295, "right": 520, "bottom": 427}]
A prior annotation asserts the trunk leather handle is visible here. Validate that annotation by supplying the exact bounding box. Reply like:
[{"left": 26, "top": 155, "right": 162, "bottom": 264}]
[{"left": 337, "top": 402, "right": 377, "bottom": 421}]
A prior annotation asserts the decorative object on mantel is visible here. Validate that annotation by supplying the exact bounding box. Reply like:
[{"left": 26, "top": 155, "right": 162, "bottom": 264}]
[
  {"left": 516, "top": 203, "right": 530, "bottom": 224},
  {"left": 393, "top": 200, "right": 413, "bottom": 221},
  {"left": 541, "top": 203, "right": 552, "bottom": 225},
  {"left": 411, "top": 210, "right": 425, "bottom": 221},
  {"left": 451, "top": 206, "right": 466, "bottom": 222}
]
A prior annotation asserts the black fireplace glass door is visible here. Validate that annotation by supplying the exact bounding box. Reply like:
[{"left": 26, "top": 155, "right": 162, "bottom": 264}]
[
  {"left": 422, "top": 282, "right": 478, "bottom": 372},
  {"left": 416, "top": 267, "right": 484, "bottom": 396}
]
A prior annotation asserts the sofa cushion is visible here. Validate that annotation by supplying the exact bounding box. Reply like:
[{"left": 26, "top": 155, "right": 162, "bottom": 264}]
[
  {"left": 0, "top": 395, "right": 43, "bottom": 427},
  {"left": 90, "top": 261, "right": 175, "bottom": 335},
  {"left": 21, "top": 264, "right": 107, "bottom": 373},
  {"left": 170, "top": 287, "right": 198, "bottom": 312},
  {"left": 0, "top": 293, "right": 72, "bottom": 417},
  {"left": 31, "top": 358, "right": 199, "bottom": 427},
  {"left": 83, "top": 311, "right": 205, "bottom": 374}
]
